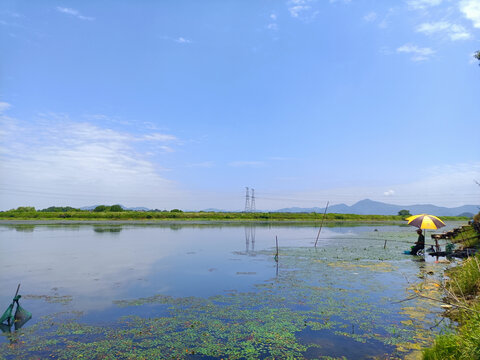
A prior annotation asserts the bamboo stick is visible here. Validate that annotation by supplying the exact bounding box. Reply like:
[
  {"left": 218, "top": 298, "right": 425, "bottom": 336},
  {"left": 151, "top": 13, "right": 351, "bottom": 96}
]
[{"left": 314, "top": 201, "right": 329, "bottom": 248}]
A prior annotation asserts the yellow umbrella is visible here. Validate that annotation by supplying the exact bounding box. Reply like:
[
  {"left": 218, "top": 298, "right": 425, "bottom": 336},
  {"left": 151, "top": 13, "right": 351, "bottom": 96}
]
[
  {"left": 406, "top": 214, "right": 446, "bottom": 253},
  {"left": 406, "top": 214, "right": 446, "bottom": 230}
]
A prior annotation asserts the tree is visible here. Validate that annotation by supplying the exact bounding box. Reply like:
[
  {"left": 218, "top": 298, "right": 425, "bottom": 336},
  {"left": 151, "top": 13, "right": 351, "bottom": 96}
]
[
  {"left": 475, "top": 51, "right": 480, "bottom": 66},
  {"left": 16, "top": 206, "right": 36, "bottom": 212},
  {"left": 398, "top": 209, "right": 411, "bottom": 217},
  {"left": 109, "top": 204, "right": 124, "bottom": 212},
  {"left": 41, "top": 206, "right": 78, "bottom": 212},
  {"left": 93, "top": 205, "right": 108, "bottom": 212}
]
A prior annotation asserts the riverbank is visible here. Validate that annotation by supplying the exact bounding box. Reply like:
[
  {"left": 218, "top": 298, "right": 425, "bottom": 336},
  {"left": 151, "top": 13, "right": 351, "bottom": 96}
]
[
  {"left": 0, "top": 219, "right": 406, "bottom": 226},
  {"left": 0, "top": 210, "right": 469, "bottom": 222},
  {"left": 423, "top": 222, "right": 480, "bottom": 359}
]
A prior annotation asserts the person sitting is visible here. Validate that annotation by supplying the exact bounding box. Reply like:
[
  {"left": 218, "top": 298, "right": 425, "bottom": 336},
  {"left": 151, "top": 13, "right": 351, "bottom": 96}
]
[{"left": 410, "top": 229, "right": 425, "bottom": 255}]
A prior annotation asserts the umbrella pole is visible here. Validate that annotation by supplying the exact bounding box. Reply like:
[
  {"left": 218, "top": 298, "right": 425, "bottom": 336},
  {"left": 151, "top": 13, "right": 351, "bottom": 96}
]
[{"left": 423, "top": 229, "right": 426, "bottom": 255}]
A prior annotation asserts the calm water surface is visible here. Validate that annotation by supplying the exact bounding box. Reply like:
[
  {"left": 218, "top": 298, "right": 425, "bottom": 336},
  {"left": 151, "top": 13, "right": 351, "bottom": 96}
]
[{"left": 0, "top": 223, "right": 460, "bottom": 359}]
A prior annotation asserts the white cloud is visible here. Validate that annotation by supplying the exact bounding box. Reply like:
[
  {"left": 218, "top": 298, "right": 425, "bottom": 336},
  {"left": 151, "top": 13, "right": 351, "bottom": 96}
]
[
  {"left": 267, "top": 12, "right": 279, "bottom": 31},
  {"left": 158, "top": 145, "right": 175, "bottom": 153},
  {"left": 160, "top": 36, "right": 193, "bottom": 44},
  {"left": 186, "top": 161, "right": 215, "bottom": 168},
  {"left": 448, "top": 25, "right": 472, "bottom": 40},
  {"left": 56, "top": 7, "right": 94, "bottom": 21},
  {"left": 374, "top": 8, "right": 395, "bottom": 29},
  {"left": 267, "top": 23, "right": 278, "bottom": 30},
  {"left": 363, "top": 12, "right": 378, "bottom": 22},
  {"left": 391, "top": 162, "right": 480, "bottom": 206},
  {"left": 0, "top": 102, "right": 11, "bottom": 113},
  {"left": 289, "top": 4, "right": 311, "bottom": 18},
  {"left": 407, "top": 0, "right": 442, "bottom": 10},
  {"left": 0, "top": 10, "right": 23, "bottom": 18},
  {"left": 143, "top": 133, "right": 177, "bottom": 142},
  {"left": 175, "top": 37, "right": 191, "bottom": 44},
  {"left": 287, "top": 0, "right": 318, "bottom": 20},
  {"left": 0, "top": 113, "right": 183, "bottom": 210},
  {"left": 261, "top": 162, "right": 480, "bottom": 209},
  {"left": 460, "top": 0, "right": 480, "bottom": 28},
  {"left": 397, "top": 43, "right": 435, "bottom": 61},
  {"left": 416, "top": 21, "right": 471, "bottom": 40}
]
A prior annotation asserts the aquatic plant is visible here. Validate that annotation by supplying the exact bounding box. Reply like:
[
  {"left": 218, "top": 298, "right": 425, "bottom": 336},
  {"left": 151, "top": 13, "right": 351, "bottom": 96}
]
[{"left": 0, "top": 229, "right": 449, "bottom": 359}]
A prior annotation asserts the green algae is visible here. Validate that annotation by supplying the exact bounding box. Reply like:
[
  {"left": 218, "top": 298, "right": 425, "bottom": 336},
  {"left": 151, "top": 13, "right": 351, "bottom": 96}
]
[
  {"left": 23, "top": 294, "right": 73, "bottom": 305},
  {"left": 0, "top": 233, "right": 450, "bottom": 359}
]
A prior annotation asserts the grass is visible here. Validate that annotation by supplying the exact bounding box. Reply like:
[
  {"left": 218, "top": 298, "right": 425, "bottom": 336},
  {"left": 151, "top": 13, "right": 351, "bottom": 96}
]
[
  {"left": 423, "top": 251, "right": 480, "bottom": 359},
  {"left": 446, "top": 253, "right": 480, "bottom": 298},
  {"left": 0, "top": 209, "right": 469, "bottom": 222}
]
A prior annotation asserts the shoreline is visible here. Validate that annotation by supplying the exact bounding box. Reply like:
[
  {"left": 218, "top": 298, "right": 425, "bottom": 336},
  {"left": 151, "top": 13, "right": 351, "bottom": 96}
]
[{"left": 0, "top": 219, "right": 407, "bottom": 226}]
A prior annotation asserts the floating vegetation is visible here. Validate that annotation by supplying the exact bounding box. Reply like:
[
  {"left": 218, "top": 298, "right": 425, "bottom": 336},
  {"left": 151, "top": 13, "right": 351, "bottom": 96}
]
[
  {"left": 23, "top": 294, "right": 73, "bottom": 305},
  {"left": 0, "top": 228, "right": 452, "bottom": 359},
  {"left": 326, "top": 261, "right": 395, "bottom": 272}
]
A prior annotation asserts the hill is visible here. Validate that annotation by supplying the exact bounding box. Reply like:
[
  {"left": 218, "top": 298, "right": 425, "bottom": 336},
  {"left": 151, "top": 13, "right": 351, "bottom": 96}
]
[{"left": 276, "top": 199, "right": 479, "bottom": 216}]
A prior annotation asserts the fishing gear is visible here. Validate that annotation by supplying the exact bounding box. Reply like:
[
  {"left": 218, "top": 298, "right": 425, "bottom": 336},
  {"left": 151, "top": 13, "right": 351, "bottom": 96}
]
[{"left": 0, "top": 284, "right": 32, "bottom": 331}]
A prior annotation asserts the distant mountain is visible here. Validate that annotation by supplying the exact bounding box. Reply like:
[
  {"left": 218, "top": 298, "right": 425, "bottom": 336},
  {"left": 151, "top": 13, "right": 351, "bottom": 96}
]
[
  {"left": 458, "top": 212, "right": 475, "bottom": 218},
  {"left": 80, "top": 205, "right": 99, "bottom": 211},
  {"left": 78, "top": 199, "right": 478, "bottom": 216},
  {"left": 276, "top": 199, "right": 479, "bottom": 216}
]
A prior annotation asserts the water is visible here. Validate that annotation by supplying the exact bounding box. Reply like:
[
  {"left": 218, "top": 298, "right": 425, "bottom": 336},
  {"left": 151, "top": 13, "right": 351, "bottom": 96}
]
[{"left": 0, "top": 222, "right": 460, "bottom": 359}]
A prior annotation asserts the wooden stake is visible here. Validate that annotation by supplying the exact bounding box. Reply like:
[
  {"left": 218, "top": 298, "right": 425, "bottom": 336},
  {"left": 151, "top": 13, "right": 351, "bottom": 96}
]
[
  {"left": 314, "top": 201, "right": 329, "bottom": 248},
  {"left": 384, "top": 240, "right": 387, "bottom": 249},
  {"left": 275, "top": 236, "right": 279, "bottom": 262}
]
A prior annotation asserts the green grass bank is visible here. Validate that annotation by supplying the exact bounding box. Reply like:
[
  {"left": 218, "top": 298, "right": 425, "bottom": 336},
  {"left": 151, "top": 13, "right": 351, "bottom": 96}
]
[
  {"left": 0, "top": 208, "right": 469, "bottom": 222},
  {"left": 423, "top": 222, "right": 480, "bottom": 359}
]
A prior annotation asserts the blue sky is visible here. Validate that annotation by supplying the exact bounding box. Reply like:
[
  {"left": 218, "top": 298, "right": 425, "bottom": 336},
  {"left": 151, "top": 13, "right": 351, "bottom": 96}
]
[{"left": 1, "top": 0, "right": 479, "bottom": 211}]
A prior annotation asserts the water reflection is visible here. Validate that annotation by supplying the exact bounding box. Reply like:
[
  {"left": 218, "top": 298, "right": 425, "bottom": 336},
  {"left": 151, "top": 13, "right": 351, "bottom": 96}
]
[
  {"left": 244, "top": 225, "right": 255, "bottom": 253},
  {"left": 13, "top": 225, "right": 34, "bottom": 232},
  {"left": 0, "top": 222, "right": 463, "bottom": 320},
  {"left": 93, "top": 226, "right": 123, "bottom": 234}
]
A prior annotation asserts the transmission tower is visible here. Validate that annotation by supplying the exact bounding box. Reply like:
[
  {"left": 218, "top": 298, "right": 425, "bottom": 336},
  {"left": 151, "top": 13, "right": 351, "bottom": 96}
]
[
  {"left": 250, "top": 188, "right": 256, "bottom": 212},
  {"left": 244, "top": 187, "right": 250, "bottom": 212}
]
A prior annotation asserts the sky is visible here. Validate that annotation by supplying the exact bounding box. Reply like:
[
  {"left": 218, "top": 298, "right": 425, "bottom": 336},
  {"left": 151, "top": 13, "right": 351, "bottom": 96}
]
[{"left": 0, "top": 0, "right": 479, "bottom": 211}]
